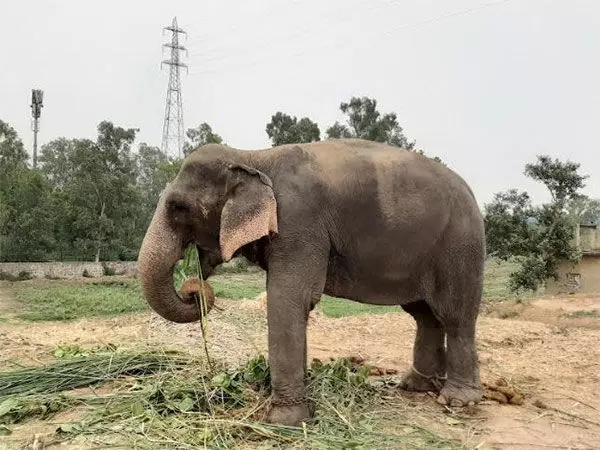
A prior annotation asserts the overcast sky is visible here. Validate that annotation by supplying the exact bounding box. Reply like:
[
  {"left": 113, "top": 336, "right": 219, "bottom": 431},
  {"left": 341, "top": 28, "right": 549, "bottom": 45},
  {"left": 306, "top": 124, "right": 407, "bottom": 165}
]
[{"left": 1, "top": 0, "right": 599, "bottom": 207}]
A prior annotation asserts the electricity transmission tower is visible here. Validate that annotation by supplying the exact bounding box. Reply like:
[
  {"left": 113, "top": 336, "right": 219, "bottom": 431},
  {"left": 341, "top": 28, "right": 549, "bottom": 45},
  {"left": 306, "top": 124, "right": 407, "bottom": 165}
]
[{"left": 161, "top": 17, "right": 188, "bottom": 158}]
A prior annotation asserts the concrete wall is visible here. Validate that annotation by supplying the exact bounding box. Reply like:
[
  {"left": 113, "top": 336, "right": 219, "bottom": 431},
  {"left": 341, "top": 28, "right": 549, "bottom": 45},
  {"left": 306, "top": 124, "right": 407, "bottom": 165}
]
[
  {"left": 0, "top": 261, "right": 137, "bottom": 280},
  {"left": 546, "top": 255, "right": 600, "bottom": 295},
  {"left": 0, "top": 257, "right": 253, "bottom": 280}
]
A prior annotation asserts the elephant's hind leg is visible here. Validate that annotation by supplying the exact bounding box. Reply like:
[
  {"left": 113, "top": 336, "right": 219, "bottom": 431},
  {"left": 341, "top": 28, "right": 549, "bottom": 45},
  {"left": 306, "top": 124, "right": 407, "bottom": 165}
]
[
  {"left": 435, "top": 310, "right": 482, "bottom": 407},
  {"left": 399, "top": 300, "right": 447, "bottom": 393},
  {"left": 433, "top": 282, "right": 483, "bottom": 407}
]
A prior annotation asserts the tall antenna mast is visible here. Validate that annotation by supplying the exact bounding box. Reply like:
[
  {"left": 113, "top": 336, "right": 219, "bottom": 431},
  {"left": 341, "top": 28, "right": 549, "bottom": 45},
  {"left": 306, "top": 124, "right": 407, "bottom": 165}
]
[
  {"left": 30, "top": 89, "right": 44, "bottom": 169},
  {"left": 161, "top": 17, "right": 188, "bottom": 159}
]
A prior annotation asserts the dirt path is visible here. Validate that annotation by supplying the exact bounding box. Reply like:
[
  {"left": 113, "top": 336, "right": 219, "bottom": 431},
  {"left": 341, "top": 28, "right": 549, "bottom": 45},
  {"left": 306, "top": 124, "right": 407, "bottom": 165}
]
[{"left": 1, "top": 287, "right": 599, "bottom": 449}]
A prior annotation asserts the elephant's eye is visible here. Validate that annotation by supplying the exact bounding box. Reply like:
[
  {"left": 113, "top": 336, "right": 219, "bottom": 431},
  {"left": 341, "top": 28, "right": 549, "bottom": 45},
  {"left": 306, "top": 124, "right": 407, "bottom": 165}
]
[
  {"left": 167, "top": 199, "right": 189, "bottom": 214},
  {"left": 166, "top": 195, "right": 194, "bottom": 225},
  {"left": 171, "top": 202, "right": 188, "bottom": 213}
]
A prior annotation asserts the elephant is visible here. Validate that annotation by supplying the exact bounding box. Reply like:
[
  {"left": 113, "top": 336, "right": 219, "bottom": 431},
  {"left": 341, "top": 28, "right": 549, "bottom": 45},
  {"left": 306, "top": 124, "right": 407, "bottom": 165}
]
[{"left": 137, "top": 138, "right": 485, "bottom": 426}]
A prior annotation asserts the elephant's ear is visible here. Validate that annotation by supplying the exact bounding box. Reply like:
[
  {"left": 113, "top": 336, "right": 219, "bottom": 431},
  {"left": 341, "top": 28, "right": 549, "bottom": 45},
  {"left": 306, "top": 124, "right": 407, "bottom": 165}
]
[{"left": 220, "top": 164, "right": 278, "bottom": 262}]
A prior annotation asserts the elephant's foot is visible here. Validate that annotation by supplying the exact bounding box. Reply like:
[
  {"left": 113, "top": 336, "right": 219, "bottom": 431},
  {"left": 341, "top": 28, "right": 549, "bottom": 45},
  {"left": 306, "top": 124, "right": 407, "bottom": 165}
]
[
  {"left": 437, "top": 379, "right": 482, "bottom": 407},
  {"left": 399, "top": 366, "right": 446, "bottom": 393},
  {"left": 266, "top": 402, "right": 310, "bottom": 426}
]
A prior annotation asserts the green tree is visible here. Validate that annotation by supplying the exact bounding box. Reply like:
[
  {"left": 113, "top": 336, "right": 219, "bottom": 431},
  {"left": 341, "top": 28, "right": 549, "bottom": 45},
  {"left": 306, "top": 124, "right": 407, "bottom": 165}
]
[
  {"left": 184, "top": 123, "right": 223, "bottom": 156},
  {"left": 0, "top": 120, "right": 58, "bottom": 261},
  {"left": 325, "top": 121, "right": 353, "bottom": 140},
  {"left": 484, "top": 155, "right": 587, "bottom": 292},
  {"left": 325, "top": 96, "right": 415, "bottom": 149},
  {"left": 0, "top": 170, "right": 57, "bottom": 261},
  {"left": 136, "top": 142, "right": 182, "bottom": 226},
  {"left": 0, "top": 120, "right": 28, "bottom": 245},
  {"left": 0, "top": 120, "right": 28, "bottom": 173},
  {"left": 265, "top": 112, "right": 321, "bottom": 146},
  {"left": 41, "top": 121, "right": 141, "bottom": 261},
  {"left": 567, "top": 195, "right": 600, "bottom": 225}
]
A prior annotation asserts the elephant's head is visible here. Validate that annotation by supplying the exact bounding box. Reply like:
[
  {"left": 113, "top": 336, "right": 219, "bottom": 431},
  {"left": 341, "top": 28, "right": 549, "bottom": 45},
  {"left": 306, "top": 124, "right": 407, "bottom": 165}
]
[{"left": 137, "top": 145, "right": 278, "bottom": 323}]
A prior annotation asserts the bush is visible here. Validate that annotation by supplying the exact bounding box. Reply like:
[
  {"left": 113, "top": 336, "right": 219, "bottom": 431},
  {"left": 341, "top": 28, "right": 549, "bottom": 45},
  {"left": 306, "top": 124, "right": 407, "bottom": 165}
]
[
  {"left": 0, "top": 271, "right": 17, "bottom": 281},
  {"left": 45, "top": 274, "right": 63, "bottom": 280},
  {"left": 102, "top": 263, "right": 116, "bottom": 276},
  {"left": 0, "top": 271, "right": 33, "bottom": 281}
]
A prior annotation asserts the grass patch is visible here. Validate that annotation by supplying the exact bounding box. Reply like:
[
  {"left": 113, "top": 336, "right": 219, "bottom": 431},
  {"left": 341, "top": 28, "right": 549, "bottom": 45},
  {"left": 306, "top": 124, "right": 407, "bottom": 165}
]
[
  {"left": 319, "top": 296, "right": 401, "bottom": 318},
  {"left": 8, "top": 259, "right": 537, "bottom": 323},
  {"left": 482, "top": 258, "right": 542, "bottom": 301},
  {"left": 12, "top": 279, "right": 148, "bottom": 321},
  {"left": 498, "top": 310, "right": 519, "bottom": 319},
  {"left": 210, "top": 278, "right": 265, "bottom": 300},
  {"left": 0, "top": 348, "right": 459, "bottom": 449},
  {"left": 565, "top": 309, "right": 600, "bottom": 319}
]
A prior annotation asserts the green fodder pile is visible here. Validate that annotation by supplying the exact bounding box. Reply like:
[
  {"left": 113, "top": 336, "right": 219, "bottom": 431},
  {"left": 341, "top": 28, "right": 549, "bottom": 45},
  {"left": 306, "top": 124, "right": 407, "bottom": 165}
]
[{"left": 0, "top": 346, "right": 459, "bottom": 449}]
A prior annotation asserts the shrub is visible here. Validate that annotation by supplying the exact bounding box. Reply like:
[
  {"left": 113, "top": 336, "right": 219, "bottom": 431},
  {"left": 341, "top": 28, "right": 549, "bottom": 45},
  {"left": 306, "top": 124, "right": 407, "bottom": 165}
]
[
  {"left": 45, "top": 274, "right": 63, "bottom": 280},
  {"left": 102, "top": 263, "right": 116, "bottom": 276},
  {"left": 0, "top": 271, "right": 33, "bottom": 281}
]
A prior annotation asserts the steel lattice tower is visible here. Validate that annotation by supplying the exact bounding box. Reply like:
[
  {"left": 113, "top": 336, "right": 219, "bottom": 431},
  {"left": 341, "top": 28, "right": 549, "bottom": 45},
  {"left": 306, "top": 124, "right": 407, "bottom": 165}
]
[{"left": 161, "top": 17, "right": 188, "bottom": 158}]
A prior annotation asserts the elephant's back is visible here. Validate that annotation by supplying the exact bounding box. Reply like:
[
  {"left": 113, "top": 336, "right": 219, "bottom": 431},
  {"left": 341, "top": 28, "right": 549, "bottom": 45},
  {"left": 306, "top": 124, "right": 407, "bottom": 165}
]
[{"left": 300, "top": 139, "right": 477, "bottom": 209}]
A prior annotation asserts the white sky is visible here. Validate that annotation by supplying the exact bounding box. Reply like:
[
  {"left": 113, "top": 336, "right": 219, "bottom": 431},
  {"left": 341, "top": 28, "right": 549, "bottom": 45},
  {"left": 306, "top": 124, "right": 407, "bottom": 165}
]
[{"left": 1, "top": 0, "right": 599, "bottom": 207}]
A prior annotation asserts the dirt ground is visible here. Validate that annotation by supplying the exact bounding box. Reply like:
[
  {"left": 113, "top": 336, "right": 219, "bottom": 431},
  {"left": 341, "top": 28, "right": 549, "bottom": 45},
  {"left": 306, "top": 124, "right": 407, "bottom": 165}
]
[{"left": 1, "top": 282, "right": 600, "bottom": 450}]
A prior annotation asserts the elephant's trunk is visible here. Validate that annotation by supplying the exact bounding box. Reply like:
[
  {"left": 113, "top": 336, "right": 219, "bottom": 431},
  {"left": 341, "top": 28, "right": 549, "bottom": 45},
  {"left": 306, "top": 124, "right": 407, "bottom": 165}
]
[{"left": 137, "top": 195, "right": 200, "bottom": 323}]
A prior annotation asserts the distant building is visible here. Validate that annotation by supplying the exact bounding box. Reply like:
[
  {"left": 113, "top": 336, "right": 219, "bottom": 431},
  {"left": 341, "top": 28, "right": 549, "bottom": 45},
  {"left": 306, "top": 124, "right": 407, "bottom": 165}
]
[{"left": 546, "top": 224, "right": 600, "bottom": 294}]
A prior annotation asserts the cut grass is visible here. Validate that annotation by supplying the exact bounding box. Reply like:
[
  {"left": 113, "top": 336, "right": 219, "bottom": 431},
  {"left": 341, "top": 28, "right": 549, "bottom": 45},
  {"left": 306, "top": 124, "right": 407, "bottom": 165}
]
[{"left": 0, "top": 348, "right": 461, "bottom": 449}]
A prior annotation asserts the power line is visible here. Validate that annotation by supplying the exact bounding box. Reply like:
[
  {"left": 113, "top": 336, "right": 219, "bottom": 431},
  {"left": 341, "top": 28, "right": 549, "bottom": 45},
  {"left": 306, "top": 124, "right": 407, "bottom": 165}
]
[
  {"left": 188, "top": 0, "right": 510, "bottom": 76},
  {"left": 186, "top": 0, "right": 391, "bottom": 61},
  {"left": 161, "top": 16, "right": 188, "bottom": 159}
]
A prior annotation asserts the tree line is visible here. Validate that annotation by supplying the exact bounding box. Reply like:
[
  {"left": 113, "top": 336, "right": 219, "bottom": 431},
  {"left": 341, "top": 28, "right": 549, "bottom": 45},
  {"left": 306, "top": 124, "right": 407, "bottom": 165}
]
[
  {"left": 1, "top": 95, "right": 598, "bottom": 293},
  {"left": 0, "top": 96, "right": 428, "bottom": 263}
]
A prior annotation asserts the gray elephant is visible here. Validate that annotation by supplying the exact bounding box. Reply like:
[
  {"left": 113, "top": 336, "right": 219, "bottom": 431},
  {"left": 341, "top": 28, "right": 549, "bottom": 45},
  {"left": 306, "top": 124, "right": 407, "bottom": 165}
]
[{"left": 137, "top": 139, "right": 485, "bottom": 426}]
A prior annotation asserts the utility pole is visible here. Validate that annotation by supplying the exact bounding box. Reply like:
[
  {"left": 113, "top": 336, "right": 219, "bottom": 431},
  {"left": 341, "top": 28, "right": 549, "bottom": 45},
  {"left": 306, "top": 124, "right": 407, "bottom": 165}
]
[
  {"left": 161, "top": 17, "right": 188, "bottom": 159},
  {"left": 30, "top": 89, "right": 44, "bottom": 169}
]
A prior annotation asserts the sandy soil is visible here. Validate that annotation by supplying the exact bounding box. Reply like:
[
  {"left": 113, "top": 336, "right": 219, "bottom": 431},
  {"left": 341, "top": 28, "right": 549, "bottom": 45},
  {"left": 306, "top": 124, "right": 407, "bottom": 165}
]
[{"left": 1, "top": 282, "right": 599, "bottom": 450}]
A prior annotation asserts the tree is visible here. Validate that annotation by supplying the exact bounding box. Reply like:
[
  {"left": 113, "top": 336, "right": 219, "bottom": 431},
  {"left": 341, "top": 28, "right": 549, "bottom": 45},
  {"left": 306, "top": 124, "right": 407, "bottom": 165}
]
[
  {"left": 524, "top": 156, "right": 586, "bottom": 209},
  {"left": 0, "top": 120, "right": 58, "bottom": 261},
  {"left": 137, "top": 143, "right": 169, "bottom": 195},
  {"left": 265, "top": 112, "right": 321, "bottom": 146},
  {"left": 0, "top": 169, "right": 57, "bottom": 261},
  {"left": 484, "top": 155, "right": 587, "bottom": 292},
  {"left": 484, "top": 189, "right": 535, "bottom": 261},
  {"left": 40, "top": 121, "right": 141, "bottom": 261},
  {"left": 184, "top": 123, "right": 223, "bottom": 156},
  {"left": 0, "top": 120, "right": 28, "bottom": 172},
  {"left": 325, "top": 122, "right": 353, "bottom": 140},
  {"left": 0, "top": 120, "right": 28, "bottom": 233},
  {"left": 325, "top": 96, "right": 415, "bottom": 150},
  {"left": 136, "top": 142, "right": 182, "bottom": 227},
  {"left": 567, "top": 196, "right": 600, "bottom": 225}
]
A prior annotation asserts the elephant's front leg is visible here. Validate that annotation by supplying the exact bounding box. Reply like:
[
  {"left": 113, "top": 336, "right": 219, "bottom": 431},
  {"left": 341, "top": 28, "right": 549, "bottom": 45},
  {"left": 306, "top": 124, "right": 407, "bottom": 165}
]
[{"left": 264, "top": 243, "right": 328, "bottom": 426}]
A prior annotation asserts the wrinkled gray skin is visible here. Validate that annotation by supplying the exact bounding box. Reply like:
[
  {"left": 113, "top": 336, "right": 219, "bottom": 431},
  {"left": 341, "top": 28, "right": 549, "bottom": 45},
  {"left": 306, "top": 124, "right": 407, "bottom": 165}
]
[{"left": 138, "top": 139, "right": 485, "bottom": 426}]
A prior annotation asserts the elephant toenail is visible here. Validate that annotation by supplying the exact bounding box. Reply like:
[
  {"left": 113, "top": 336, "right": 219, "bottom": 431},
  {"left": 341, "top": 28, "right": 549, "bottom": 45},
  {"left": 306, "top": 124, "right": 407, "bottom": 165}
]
[{"left": 450, "top": 399, "right": 463, "bottom": 407}]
